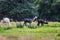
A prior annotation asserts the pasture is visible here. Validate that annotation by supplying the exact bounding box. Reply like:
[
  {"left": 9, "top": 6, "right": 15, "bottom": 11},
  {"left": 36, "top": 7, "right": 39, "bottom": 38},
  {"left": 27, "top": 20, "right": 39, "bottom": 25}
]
[{"left": 0, "top": 22, "right": 60, "bottom": 40}]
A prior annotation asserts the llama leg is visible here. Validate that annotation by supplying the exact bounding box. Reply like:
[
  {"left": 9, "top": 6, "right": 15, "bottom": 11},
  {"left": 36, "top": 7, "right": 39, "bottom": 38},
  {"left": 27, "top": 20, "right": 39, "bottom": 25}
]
[
  {"left": 24, "top": 22, "right": 26, "bottom": 26},
  {"left": 37, "top": 22, "right": 40, "bottom": 26},
  {"left": 30, "top": 22, "right": 32, "bottom": 26}
]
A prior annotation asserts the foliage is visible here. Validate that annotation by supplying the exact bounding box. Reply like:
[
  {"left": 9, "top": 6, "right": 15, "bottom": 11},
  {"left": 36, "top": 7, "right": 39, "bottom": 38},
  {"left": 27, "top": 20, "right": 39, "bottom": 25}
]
[
  {"left": 27, "top": 24, "right": 37, "bottom": 29},
  {"left": 0, "top": 0, "right": 60, "bottom": 21},
  {"left": 0, "top": 0, "right": 38, "bottom": 21},
  {"left": 34, "top": 0, "right": 60, "bottom": 21},
  {"left": 16, "top": 22, "right": 24, "bottom": 28}
]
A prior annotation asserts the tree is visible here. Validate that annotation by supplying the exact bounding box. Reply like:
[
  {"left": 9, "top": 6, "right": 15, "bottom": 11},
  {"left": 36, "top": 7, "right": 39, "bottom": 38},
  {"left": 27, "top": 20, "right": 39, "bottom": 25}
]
[
  {"left": 34, "top": 0, "right": 60, "bottom": 21},
  {"left": 0, "top": 0, "right": 38, "bottom": 21}
]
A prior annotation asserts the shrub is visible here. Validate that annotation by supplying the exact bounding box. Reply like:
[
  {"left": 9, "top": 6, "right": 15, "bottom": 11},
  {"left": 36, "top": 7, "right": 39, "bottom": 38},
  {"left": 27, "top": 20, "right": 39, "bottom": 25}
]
[
  {"left": 16, "top": 22, "right": 24, "bottom": 28},
  {"left": 28, "top": 24, "right": 37, "bottom": 29}
]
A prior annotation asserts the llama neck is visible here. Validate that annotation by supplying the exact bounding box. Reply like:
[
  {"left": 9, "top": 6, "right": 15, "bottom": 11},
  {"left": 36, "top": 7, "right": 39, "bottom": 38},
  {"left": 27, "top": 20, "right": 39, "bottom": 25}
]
[{"left": 32, "top": 16, "right": 37, "bottom": 22}]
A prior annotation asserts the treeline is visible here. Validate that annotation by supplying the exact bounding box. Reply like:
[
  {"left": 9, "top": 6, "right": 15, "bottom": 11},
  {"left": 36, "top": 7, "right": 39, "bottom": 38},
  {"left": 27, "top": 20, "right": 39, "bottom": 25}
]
[
  {"left": 0, "top": 0, "right": 60, "bottom": 21},
  {"left": 35, "top": 0, "right": 60, "bottom": 21}
]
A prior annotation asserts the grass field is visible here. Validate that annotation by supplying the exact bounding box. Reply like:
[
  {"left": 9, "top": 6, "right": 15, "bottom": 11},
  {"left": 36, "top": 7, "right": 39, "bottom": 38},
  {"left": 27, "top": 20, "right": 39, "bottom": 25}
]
[{"left": 0, "top": 22, "right": 60, "bottom": 40}]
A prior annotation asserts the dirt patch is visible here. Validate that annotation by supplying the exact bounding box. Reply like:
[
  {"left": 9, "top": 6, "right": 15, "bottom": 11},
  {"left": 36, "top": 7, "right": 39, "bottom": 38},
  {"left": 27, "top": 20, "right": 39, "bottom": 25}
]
[
  {"left": 0, "top": 33, "right": 56, "bottom": 40},
  {"left": 0, "top": 35, "right": 7, "bottom": 40},
  {"left": 0, "top": 33, "right": 57, "bottom": 40}
]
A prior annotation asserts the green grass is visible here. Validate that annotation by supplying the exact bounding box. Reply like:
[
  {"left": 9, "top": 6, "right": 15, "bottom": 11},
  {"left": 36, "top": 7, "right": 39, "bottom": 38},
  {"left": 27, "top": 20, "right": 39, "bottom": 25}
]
[{"left": 0, "top": 22, "right": 60, "bottom": 40}]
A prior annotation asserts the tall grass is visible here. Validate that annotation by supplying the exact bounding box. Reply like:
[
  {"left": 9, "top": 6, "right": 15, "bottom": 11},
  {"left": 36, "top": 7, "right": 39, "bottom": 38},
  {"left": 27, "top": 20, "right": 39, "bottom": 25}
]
[
  {"left": 0, "top": 22, "right": 60, "bottom": 40},
  {"left": 0, "top": 22, "right": 60, "bottom": 31},
  {"left": 0, "top": 22, "right": 60, "bottom": 33}
]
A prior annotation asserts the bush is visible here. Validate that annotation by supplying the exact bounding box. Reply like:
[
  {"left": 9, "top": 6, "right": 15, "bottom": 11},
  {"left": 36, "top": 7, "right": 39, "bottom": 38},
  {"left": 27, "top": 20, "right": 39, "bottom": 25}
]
[
  {"left": 28, "top": 24, "right": 37, "bottom": 29},
  {"left": 16, "top": 22, "right": 24, "bottom": 28}
]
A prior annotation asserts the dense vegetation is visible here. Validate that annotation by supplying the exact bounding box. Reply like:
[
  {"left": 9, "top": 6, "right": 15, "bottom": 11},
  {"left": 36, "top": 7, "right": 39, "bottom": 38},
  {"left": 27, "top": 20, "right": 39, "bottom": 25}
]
[
  {"left": 0, "top": 22, "right": 60, "bottom": 40},
  {"left": 0, "top": 0, "right": 60, "bottom": 21}
]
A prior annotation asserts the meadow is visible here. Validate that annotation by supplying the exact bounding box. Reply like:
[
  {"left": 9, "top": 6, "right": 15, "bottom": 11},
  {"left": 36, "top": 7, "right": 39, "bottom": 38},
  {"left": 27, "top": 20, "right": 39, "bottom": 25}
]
[{"left": 0, "top": 22, "right": 60, "bottom": 40}]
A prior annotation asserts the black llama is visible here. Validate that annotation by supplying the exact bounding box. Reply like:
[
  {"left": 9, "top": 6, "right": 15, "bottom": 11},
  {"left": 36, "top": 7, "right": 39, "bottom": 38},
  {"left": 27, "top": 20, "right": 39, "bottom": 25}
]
[
  {"left": 37, "top": 19, "right": 48, "bottom": 26},
  {"left": 24, "top": 16, "right": 37, "bottom": 25}
]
